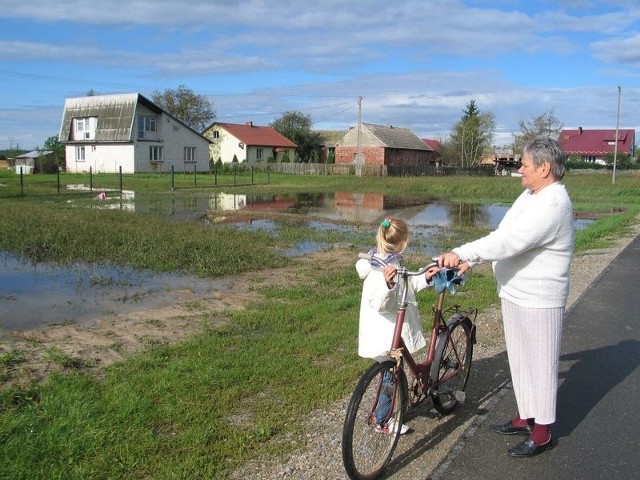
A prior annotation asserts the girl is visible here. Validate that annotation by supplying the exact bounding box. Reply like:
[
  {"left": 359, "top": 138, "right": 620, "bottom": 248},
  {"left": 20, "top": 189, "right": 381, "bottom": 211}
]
[{"left": 356, "top": 217, "right": 439, "bottom": 434}]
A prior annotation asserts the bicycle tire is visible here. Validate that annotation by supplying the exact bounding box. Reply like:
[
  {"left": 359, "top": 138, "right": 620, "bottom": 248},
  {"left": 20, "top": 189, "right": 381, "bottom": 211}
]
[
  {"left": 430, "top": 318, "right": 473, "bottom": 415},
  {"left": 342, "top": 360, "right": 407, "bottom": 480}
]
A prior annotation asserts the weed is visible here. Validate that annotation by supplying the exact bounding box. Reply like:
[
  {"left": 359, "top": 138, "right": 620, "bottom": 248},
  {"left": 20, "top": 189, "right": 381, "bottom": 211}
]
[{"left": 0, "top": 349, "right": 25, "bottom": 366}]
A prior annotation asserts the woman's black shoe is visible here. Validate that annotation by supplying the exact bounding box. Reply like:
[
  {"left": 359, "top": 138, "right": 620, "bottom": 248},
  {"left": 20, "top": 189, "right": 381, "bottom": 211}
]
[
  {"left": 508, "top": 438, "right": 553, "bottom": 458},
  {"left": 490, "top": 420, "right": 533, "bottom": 435}
]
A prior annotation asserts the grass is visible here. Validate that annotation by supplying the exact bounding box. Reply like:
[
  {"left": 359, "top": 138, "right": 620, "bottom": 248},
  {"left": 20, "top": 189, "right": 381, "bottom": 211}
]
[
  {"left": 0, "top": 201, "right": 287, "bottom": 276},
  {"left": 0, "top": 169, "right": 638, "bottom": 478}
]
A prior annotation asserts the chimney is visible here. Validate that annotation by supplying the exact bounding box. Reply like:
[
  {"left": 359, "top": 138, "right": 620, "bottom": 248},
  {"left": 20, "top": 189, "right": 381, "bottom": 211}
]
[
  {"left": 245, "top": 121, "right": 253, "bottom": 127},
  {"left": 578, "top": 127, "right": 582, "bottom": 136}
]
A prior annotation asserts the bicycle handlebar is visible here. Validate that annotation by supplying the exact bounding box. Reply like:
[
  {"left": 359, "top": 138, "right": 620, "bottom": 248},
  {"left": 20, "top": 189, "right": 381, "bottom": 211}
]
[
  {"left": 358, "top": 253, "right": 465, "bottom": 286},
  {"left": 358, "top": 253, "right": 438, "bottom": 277}
]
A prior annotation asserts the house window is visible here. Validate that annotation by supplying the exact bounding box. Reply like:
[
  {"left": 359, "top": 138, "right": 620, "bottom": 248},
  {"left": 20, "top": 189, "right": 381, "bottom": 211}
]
[
  {"left": 184, "top": 147, "right": 196, "bottom": 163},
  {"left": 150, "top": 146, "right": 163, "bottom": 162},
  {"left": 256, "top": 148, "right": 263, "bottom": 160},
  {"left": 75, "top": 146, "right": 85, "bottom": 161},
  {"left": 138, "top": 116, "right": 157, "bottom": 138},
  {"left": 74, "top": 117, "right": 96, "bottom": 140},
  {"left": 213, "top": 131, "right": 220, "bottom": 139}
]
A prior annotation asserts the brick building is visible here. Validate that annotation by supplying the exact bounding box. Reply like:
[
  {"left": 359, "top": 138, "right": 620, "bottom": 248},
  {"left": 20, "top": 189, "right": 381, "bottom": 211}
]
[{"left": 335, "top": 123, "right": 437, "bottom": 167}]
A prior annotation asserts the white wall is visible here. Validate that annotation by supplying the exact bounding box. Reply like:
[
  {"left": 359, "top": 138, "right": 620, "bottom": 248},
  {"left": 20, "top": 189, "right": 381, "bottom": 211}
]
[{"left": 65, "top": 144, "right": 135, "bottom": 173}]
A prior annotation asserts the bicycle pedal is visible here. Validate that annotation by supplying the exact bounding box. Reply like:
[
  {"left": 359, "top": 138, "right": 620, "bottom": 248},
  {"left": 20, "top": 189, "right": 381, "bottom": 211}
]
[{"left": 454, "top": 390, "right": 466, "bottom": 403}]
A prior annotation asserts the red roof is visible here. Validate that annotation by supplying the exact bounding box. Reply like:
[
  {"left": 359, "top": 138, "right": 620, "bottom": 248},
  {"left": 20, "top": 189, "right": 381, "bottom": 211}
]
[
  {"left": 559, "top": 128, "right": 635, "bottom": 156},
  {"left": 422, "top": 138, "right": 442, "bottom": 152},
  {"left": 215, "top": 122, "right": 297, "bottom": 148}
]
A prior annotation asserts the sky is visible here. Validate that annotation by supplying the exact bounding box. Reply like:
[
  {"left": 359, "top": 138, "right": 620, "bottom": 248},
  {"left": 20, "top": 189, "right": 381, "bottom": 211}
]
[{"left": 1, "top": 0, "right": 639, "bottom": 151}]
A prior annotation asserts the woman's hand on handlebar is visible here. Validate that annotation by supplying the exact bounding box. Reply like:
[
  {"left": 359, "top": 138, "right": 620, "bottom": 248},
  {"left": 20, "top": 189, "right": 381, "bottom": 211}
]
[
  {"left": 437, "top": 253, "right": 472, "bottom": 276},
  {"left": 437, "top": 252, "right": 460, "bottom": 269}
]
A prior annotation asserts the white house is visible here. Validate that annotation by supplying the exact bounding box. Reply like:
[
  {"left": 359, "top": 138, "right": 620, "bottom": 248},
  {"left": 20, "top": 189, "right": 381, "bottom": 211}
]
[
  {"left": 59, "top": 93, "right": 211, "bottom": 173},
  {"left": 203, "top": 121, "right": 297, "bottom": 164}
]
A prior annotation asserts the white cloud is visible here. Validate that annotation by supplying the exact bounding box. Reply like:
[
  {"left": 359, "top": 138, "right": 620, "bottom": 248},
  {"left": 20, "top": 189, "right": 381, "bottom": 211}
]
[{"left": 592, "top": 34, "right": 640, "bottom": 67}]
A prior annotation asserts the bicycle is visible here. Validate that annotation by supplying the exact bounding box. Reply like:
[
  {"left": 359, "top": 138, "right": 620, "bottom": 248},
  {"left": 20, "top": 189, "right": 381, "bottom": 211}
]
[{"left": 342, "top": 254, "right": 478, "bottom": 480}]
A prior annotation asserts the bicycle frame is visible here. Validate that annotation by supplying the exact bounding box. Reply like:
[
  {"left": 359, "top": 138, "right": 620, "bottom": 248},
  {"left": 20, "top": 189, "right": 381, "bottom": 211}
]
[{"left": 373, "top": 257, "right": 476, "bottom": 407}]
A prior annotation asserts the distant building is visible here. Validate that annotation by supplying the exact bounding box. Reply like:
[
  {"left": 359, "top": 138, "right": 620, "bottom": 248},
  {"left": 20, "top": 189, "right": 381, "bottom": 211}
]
[
  {"left": 14, "top": 150, "right": 54, "bottom": 174},
  {"left": 203, "top": 121, "right": 297, "bottom": 164},
  {"left": 480, "top": 148, "right": 521, "bottom": 176},
  {"left": 317, "top": 130, "right": 346, "bottom": 163},
  {"left": 335, "top": 123, "right": 437, "bottom": 167},
  {"left": 559, "top": 128, "right": 636, "bottom": 164},
  {"left": 59, "top": 93, "right": 211, "bottom": 173}
]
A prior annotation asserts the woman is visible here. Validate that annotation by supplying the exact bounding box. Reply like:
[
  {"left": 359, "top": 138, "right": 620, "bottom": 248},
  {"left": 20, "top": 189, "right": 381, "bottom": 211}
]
[{"left": 438, "top": 137, "right": 574, "bottom": 457}]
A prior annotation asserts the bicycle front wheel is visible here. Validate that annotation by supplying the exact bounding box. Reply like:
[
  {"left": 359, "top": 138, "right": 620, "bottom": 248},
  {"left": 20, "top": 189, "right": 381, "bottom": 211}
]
[
  {"left": 430, "top": 319, "right": 473, "bottom": 415},
  {"left": 342, "top": 361, "right": 407, "bottom": 480}
]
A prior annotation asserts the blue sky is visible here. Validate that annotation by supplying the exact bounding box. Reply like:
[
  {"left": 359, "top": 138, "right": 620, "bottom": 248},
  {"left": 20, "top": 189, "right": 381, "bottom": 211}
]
[{"left": 1, "top": 0, "right": 639, "bottom": 150}]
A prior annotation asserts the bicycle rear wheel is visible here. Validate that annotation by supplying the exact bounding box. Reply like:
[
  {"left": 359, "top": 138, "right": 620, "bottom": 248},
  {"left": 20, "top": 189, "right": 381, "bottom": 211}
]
[
  {"left": 430, "top": 319, "right": 473, "bottom": 415},
  {"left": 342, "top": 360, "right": 407, "bottom": 480}
]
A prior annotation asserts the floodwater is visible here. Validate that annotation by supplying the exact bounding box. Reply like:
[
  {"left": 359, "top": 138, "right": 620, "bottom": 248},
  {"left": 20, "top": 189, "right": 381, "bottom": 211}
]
[
  {"left": 1, "top": 189, "right": 594, "bottom": 334},
  {"left": 0, "top": 253, "right": 230, "bottom": 334}
]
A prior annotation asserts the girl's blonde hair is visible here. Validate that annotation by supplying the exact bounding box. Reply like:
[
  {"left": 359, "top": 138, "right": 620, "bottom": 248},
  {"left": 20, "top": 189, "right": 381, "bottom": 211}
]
[{"left": 376, "top": 217, "right": 409, "bottom": 254}]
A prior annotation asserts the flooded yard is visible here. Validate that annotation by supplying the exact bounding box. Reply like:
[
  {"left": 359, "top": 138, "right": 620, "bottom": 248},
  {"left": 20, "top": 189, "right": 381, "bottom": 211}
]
[{"left": 1, "top": 189, "right": 594, "bottom": 334}]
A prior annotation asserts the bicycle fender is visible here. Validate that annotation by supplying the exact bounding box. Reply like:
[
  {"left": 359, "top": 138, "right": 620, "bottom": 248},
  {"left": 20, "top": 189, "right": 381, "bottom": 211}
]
[{"left": 448, "top": 311, "right": 477, "bottom": 344}]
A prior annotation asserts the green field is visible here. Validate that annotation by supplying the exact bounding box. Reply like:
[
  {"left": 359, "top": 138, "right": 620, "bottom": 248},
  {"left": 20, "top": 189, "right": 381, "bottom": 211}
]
[{"left": 0, "top": 169, "right": 638, "bottom": 478}]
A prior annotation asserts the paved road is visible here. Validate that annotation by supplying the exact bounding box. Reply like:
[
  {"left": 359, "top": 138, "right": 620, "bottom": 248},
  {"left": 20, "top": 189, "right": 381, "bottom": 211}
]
[{"left": 431, "top": 234, "right": 640, "bottom": 480}]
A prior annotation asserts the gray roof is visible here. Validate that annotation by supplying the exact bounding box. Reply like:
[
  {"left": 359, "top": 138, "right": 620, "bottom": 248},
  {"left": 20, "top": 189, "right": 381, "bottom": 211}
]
[
  {"left": 363, "top": 123, "right": 432, "bottom": 150},
  {"left": 337, "top": 123, "right": 433, "bottom": 151},
  {"left": 59, "top": 93, "right": 161, "bottom": 143},
  {"left": 16, "top": 150, "right": 53, "bottom": 159}
]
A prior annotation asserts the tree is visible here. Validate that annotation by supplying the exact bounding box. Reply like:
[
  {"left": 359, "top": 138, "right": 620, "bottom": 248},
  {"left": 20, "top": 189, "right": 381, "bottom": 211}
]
[
  {"left": 270, "top": 111, "right": 323, "bottom": 163},
  {"left": 513, "top": 109, "right": 563, "bottom": 153},
  {"left": 35, "top": 135, "right": 66, "bottom": 173},
  {"left": 450, "top": 100, "right": 495, "bottom": 168},
  {"left": 151, "top": 85, "right": 215, "bottom": 132}
]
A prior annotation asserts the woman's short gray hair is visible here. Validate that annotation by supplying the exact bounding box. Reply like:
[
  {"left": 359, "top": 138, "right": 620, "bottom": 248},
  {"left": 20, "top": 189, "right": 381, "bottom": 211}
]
[{"left": 522, "top": 137, "right": 566, "bottom": 179}]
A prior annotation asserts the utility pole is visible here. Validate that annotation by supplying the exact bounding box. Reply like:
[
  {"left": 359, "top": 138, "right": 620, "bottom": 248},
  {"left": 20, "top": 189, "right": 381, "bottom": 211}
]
[
  {"left": 355, "top": 96, "right": 363, "bottom": 177},
  {"left": 612, "top": 86, "right": 621, "bottom": 185}
]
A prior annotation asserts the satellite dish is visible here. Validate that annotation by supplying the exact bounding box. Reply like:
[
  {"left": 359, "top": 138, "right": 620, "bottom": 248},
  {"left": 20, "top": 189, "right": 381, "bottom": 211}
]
[{"left": 238, "top": 142, "right": 245, "bottom": 149}]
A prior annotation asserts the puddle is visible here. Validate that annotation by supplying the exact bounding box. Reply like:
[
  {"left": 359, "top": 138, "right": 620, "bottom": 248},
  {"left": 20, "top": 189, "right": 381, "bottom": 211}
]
[
  {"left": 0, "top": 252, "right": 226, "bottom": 336},
  {"left": 67, "top": 187, "right": 595, "bottom": 234}
]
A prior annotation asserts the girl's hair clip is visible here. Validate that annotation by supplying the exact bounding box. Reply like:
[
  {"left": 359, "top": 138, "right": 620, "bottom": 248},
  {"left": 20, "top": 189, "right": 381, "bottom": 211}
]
[{"left": 380, "top": 218, "right": 391, "bottom": 228}]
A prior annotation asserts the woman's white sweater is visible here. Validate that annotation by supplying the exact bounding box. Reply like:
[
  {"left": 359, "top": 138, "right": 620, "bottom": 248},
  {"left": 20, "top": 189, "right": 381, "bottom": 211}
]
[{"left": 453, "top": 182, "right": 574, "bottom": 308}]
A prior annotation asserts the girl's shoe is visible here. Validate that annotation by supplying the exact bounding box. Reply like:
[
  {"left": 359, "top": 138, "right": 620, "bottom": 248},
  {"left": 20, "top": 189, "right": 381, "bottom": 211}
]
[{"left": 375, "top": 418, "right": 410, "bottom": 435}]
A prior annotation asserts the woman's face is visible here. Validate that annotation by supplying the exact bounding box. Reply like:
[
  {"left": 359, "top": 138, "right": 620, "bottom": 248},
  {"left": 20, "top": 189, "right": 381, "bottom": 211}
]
[{"left": 518, "top": 154, "right": 551, "bottom": 193}]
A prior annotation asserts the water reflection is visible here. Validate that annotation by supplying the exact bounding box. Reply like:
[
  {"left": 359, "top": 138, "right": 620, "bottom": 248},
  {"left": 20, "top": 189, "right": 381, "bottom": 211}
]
[
  {"left": 205, "top": 192, "right": 510, "bottom": 230},
  {"left": 66, "top": 185, "right": 596, "bottom": 234}
]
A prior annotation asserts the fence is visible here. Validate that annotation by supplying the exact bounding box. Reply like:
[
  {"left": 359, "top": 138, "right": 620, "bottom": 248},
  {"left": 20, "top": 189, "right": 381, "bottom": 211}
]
[
  {"left": 259, "top": 162, "right": 496, "bottom": 177},
  {"left": 2, "top": 161, "right": 502, "bottom": 198},
  {"left": 1, "top": 165, "right": 272, "bottom": 198}
]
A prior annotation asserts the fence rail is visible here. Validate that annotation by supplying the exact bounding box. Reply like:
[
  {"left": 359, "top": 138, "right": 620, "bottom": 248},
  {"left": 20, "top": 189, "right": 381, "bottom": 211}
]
[
  {"left": 261, "top": 162, "right": 496, "bottom": 177},
  {"left": 1, "top": 161, "right": 501, "bottom": 198}
]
